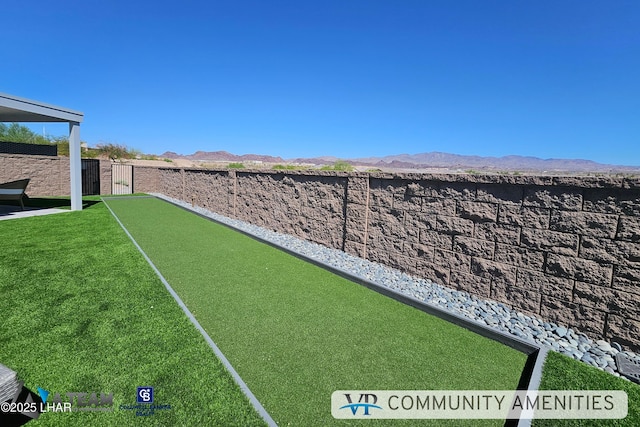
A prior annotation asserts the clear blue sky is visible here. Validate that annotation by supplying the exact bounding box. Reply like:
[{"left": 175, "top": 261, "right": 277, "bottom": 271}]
[{"left": 3, "top": 1, "right": 638, "bottom": 165}]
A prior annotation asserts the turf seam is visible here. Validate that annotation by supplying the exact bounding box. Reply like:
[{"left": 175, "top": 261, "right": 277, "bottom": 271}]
[{"left": 101, "top": 197, "right": 277, "bottom": 427}]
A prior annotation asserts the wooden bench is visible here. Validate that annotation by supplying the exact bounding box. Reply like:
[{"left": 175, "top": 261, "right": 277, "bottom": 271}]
[{"left": 0, "top": 179, "right": 30, "bottom": 210}]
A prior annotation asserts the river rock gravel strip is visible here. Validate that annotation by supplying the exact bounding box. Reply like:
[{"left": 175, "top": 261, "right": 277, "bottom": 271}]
[{"left": 151, "top": 193, "right": 640, "bottom": 380}]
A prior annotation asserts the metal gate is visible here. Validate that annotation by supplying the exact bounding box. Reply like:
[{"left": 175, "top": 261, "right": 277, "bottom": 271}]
[
  {"left": 81, "top": 159, "right": 100, "bottom": 195},
  {"left": 112, "top": 164, "right": 133, "bottom": 195}
]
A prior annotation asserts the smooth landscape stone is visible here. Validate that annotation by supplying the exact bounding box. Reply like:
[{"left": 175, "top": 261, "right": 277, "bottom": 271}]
[
  {"left": 581, "top": 353, "right": 594, "bottom": 364},
  {"left": 596, "top": 340, "right": 612, "bottom": 352}
]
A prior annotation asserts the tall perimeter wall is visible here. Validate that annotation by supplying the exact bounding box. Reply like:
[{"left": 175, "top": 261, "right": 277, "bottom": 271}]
[{"left": 138, "top": 167, "right": 640, "bottom": 350}]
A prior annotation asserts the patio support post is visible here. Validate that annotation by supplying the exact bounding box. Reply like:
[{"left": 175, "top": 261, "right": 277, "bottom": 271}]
[{"left": 69, "top": 121, "right": 82, "bottom": 211}]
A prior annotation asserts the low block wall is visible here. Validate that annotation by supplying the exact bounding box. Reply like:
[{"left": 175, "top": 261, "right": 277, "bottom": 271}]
[
  {"left": 0, "top": 153, "right": 112, "bottom": 196},
  {"left": 136, "top": 166, "right": 640, "bottom": 351},
  {"left": 0, "top": 153, "right": 71, "bottom": 196}
]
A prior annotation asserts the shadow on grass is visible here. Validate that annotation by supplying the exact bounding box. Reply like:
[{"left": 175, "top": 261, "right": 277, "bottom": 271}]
[
  {"left": 0, "top": 198, "right": 102, "bottom": 221},
  {"left": 0, "top": 197, "right": 101, "bottom": 210}
]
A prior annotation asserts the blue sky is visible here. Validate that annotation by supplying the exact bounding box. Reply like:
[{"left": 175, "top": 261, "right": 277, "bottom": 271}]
[{"left": 2, "top": 1, "right": 638, "bottom": 165}]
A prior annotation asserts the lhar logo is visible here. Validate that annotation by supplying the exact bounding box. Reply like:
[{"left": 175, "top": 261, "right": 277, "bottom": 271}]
[
  {"left": 339, "top": 393, "right": 382, "bottom": 416},
  {"left": 137, "top": 387, "right": 153, "bottom": 404}
]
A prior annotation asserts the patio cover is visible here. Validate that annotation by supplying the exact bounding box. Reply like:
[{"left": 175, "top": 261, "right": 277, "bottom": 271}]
[{"left": 0, "top": 93, "right": 84, "bottom": 210}]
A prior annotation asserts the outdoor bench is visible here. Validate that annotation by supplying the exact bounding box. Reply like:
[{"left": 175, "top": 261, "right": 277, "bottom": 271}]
[{"left": 0, "top": 179, "right": 30, "bottom": 210}]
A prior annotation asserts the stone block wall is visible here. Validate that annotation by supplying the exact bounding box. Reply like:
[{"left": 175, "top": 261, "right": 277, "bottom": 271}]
[
  {"left": 0, "top": 153, "right": 70, "bottom": 196},
  {"left": 100, "top": 160, "right": 112, "bottom": 195},
  {"left": 233, "top": 171, "right": 349, "bottom": 248},
  {"left": 149, "top": 168, "right": 351, "bottom": 248},
  {"left": 357, "top": 174, "right": 640, "bottom": 351},
  {"left": 1, "top": 153, "right": 113, "bottom": 197},
  {"left": 132, "top": 166, "right": 160, "bottom": 194},
  {"left": 158, "top": 168, "right": 185, "bottom": 201},
  {"left": 136, "top": 167, "right": 640, "bottom": 351},
  {"left": 185, "top": 169, "right": 234, "bottom": 217}
]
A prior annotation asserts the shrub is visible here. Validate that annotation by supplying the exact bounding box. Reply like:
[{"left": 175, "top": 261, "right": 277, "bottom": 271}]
[
  {"left": 97, "top": 143, "right": 136, "bottom": 161},
  {"left": 320, "top": 160, "right": 354, "bottom": 172},
  {"left": 0, "top": 123, "right": 49, "bottom": 144}
]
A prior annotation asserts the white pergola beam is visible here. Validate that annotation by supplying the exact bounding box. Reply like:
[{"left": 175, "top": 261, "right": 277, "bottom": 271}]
[
  {"left": 69, "top": 122, "right": 82, "bottom": 210},
  {"left": 0, "top": 93, "right": 83, "bottom": 123},
  {"left": 0, "top": 92, "right": 85, "bottom": 211}
]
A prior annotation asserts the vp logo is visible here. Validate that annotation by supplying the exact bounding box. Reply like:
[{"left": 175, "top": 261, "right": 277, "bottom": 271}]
[{"left": 339, "top": 393, "right": 382, "bottom": 416}]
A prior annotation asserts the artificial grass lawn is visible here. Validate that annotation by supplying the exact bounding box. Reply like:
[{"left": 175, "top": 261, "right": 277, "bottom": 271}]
[
  {"left": 0, "top": 198, "right": 266, "bottom": 426},
  {"left": 534, "top": 351, "right": 640, "bottom": 427},
  {"left": 104, "top": 196, "right": 528, "bottom": 426}
]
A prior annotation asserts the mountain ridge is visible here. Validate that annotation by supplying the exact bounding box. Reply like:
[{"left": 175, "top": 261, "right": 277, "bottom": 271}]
[{"left": 159, "top": 150, "right": 640, "bottom": 172}]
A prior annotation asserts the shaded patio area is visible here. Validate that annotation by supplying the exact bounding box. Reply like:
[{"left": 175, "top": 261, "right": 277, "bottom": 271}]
[
  {"left": 0, "top": 92, "right": 84, "bottom": 211},
  {"left": 0, "top": 197, "right": 77, "bottom": 221}
]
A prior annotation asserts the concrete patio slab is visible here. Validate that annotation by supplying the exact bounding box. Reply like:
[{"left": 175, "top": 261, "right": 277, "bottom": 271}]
[{"left": 0, "top": 205, "right": 69, "bottom": 221}]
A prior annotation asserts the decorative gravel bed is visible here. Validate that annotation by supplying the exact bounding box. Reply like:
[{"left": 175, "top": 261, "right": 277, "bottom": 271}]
[{"left": 152, "top": 193, "right": 640, "bottom": 380}]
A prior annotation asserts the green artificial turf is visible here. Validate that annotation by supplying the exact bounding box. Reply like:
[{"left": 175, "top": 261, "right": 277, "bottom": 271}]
[
  {"left": 534, "top": 351, "right": 640, "bottom": 427},
  {"left": 0, "top": 198, "right": 266, "bottom": 426},
  {"left": 104, "top": 196, "right": 528, "bottom": 426}
]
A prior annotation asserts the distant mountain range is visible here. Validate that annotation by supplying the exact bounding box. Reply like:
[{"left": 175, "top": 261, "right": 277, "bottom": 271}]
[
  {"left": 162, "top": 150, "right": 286, "bottom": 163},
  {"left": 160, "top": 150, "right": 640, "bottom": 173}
]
